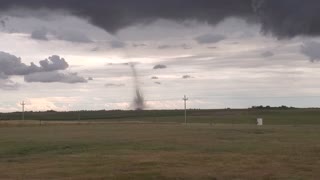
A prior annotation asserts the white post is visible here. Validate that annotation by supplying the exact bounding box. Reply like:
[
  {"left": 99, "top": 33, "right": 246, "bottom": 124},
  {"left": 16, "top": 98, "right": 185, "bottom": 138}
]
[{"left": 257, "top": 118, "right": 263, "bottom": 126}]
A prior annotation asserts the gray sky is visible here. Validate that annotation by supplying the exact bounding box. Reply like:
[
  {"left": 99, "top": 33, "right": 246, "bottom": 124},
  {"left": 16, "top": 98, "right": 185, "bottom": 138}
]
[{"left": 1, "top": 1, "right": 320, "bottom": 112}]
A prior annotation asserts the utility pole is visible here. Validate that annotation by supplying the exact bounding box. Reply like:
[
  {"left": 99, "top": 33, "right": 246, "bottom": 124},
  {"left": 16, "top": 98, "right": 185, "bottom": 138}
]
[
  {"left": 183, "top": 95, "right": 188, "bottom": 124},
  {"left": 21, "top": 101, "right": 26, "bottom": 121}
]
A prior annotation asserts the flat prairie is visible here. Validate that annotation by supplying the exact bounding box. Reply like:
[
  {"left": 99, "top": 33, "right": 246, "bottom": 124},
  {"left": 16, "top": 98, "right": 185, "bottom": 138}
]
[{"left": 0, "top": 123, "right": 319, "bottom": 179}]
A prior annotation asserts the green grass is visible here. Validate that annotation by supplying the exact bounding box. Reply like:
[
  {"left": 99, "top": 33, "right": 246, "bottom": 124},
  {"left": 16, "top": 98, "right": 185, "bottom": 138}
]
[{"left": 0, "top": 123, "right": 319, "bottom": 179}]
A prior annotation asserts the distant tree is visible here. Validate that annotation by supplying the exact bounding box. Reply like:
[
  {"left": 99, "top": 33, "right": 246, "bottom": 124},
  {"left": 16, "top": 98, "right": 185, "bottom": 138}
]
[{"left": 46, "top": 110, "right": 56, "bottom": 113}]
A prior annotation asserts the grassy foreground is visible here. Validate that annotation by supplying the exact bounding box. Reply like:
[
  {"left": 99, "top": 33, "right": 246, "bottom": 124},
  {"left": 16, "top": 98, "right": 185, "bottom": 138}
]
[{"left": 0, "top": 123, "right": 319, "bottom": 179}]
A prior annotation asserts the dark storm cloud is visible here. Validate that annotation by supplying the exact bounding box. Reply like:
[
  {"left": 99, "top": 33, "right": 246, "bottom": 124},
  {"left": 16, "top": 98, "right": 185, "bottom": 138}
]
[
  {"left": 110, "top": 41, "right": 126, "bottom": 49},
  {"left": 252, "top": 0, "right": 320, "bottom": 38},
  {"left": 182, "top": 75, "right": 193, "bottom": 79},
  {"left": 132, "top": 43, "right": 147, "bottom": 48},
  {"left": 0, "top": 17, "right": 8, "bottom": 29},
  {"left": 1, "top": 0, "right": 320, "bottom": 38},
  {"left": 0, "top": 51, "right": 40, "bottom": 76},
  {"left": 31, "top": 28, "right": 48, "bottom": 41},
  {"left": 301, "top": 41, "right": 320, "bottom": 62},
  {"left": 0, "top": 51, "right": 86, "bottom": 86},
  {"left": 181, "top": 44, "right": 192, "bottom": 50},
  {"left": 195, "top": 34, "right": 226, "bottom": 44},
  {"left": 261, "top": 51, "right": 274, "bottom": 58},
  {"left": 39, "top": 55, "right": 69, "bottom": 71},
  {"left": 0, "top": 0, "right": 253, "bottom": 33},
  {"left": 0, "top": 19, "right": 6, "bottom": 28},
  {"left": 158, "top": 45, "right": 171, "bottom": 50},
  {"left": 0, "top": 72, "right": 8, "bottom": 79},
  {"left": 55, "top": 31, "right": 93, "bottom": 43},
  {"left": 153, "top": 64, "right": 167, "bottom": 70},
  {"left": 31, "top": 29, "right": 93, "bottom": 43},
  {"left": 24, "top": 71, "right": 87, "bottom": 83},
  {"left": 105, "top": 83, "right": 125, "bottom": 87},
  {"left": 158, "top": 44, "right": 192, "bottom": 50}
]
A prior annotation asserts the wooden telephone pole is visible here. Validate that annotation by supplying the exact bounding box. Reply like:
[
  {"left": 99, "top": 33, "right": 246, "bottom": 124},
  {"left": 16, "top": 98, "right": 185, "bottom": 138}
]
[
  {"left": 183, "top": 95, "right": 188, "bottom": 124},
  {"left": 21, "top": 101, "right": 26, "bottom": 121}
]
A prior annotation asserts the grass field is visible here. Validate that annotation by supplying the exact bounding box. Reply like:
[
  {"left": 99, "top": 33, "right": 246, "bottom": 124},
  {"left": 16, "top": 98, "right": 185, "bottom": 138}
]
[{"left": 0, "top": 122, "right": 320, "bottom": 179}]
